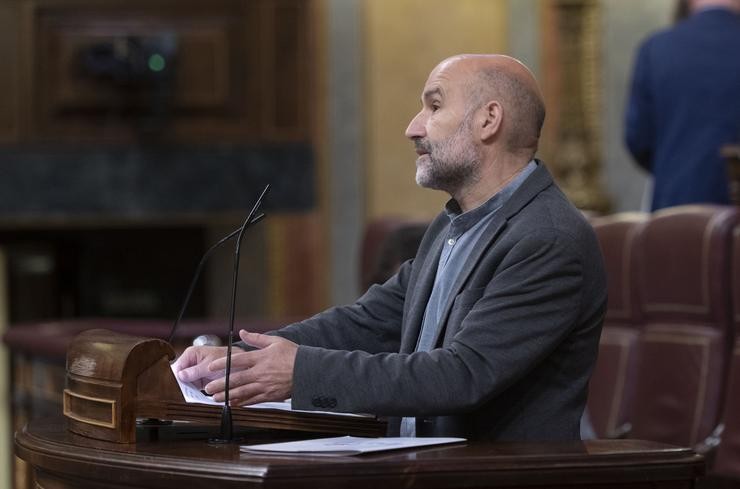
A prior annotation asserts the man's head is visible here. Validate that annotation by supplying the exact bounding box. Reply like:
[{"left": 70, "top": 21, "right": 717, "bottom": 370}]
[
  {"left": 406, "top": 54, "right": 545, "bottom": 198},
  {"left": 689, "top": 0, "right": 740, "bottom": 14}
]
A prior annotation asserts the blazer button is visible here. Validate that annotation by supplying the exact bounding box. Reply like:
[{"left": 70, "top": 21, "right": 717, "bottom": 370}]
[
  {"left": 311, "top": 397, "right": 322, "bottom": 407},
  {"left": 328, "top": 399, "right": 337, "bottom": 408}
]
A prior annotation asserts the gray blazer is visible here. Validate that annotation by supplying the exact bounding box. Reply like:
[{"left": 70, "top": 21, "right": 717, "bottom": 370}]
[{"left": 275, "top": 162, "right": 607, "bottom": 441}]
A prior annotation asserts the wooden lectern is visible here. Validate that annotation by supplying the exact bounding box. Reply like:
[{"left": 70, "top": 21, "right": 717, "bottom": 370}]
[{"left": 63, "top": 329, "right": 385, "bottom": 443}]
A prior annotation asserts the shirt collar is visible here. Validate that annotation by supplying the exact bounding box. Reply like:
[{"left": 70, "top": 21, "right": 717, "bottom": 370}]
[{"left": 444, "top": 160, "right": 538, "bottom": 235}]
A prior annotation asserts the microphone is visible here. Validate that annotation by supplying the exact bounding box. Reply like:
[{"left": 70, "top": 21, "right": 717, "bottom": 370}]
[
  {"left": 212, "top": 183, "right": 271, "bottom": 443},
  {"left": 166, "top": 211, "right": 265, "bottom": 344}
]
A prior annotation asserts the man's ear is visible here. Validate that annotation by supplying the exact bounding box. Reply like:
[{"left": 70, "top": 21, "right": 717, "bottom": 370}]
[{"left": 480, "top": 100, "right": 503, "bottom": 141}]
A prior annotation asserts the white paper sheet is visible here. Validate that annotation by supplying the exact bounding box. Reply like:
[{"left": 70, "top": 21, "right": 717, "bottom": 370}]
[
  {"left": 240, "top": 436, "right": 466, "bottom": 456},
  {"left": 169, "top": 364, "right": 369, "bottom": 417},
  {"left": 170, "top": 363, "right": 222, "bottom": 405}
]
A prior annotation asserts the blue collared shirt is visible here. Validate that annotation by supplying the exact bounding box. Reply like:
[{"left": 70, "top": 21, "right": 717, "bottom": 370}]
[{"left": 400, "top": 159, "right": 537, "bottom": 436}]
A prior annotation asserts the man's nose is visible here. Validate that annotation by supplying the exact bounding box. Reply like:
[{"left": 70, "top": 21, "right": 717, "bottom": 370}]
[{"left": 405, "top": 112, "right": 426, "bottom": 139}]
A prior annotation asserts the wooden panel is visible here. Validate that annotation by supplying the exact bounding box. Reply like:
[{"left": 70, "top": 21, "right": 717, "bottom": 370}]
[
  {"left": 13, "top": 0, "right": 313, "bottom": 143},
  {"left": 29, "top": 2, "right": 255, "bottom": 142},
  {"left": 46, "top": 21, "right": 232, "bottom": 110},
  {"left": 0, "top": 1, "right": 21, "bottom": 142},
  {"left": 264, "top": 0, "right": 310, "bottom": 140}
]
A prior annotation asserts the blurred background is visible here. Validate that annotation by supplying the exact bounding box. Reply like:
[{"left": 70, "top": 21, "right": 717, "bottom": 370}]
[{"left": 0, "top": 0, "right": 682, "bottom": 487}]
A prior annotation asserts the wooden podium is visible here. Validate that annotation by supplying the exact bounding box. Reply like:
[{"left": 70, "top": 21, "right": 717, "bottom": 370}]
[
  {"left": 62, "top": 329, "right": 385, "bottom": 443},
  {"left": 13, "top": 329, "right": 706, "bottom": 488},
  {"left": 16, "top": 418, "right": 705, "bottom": 489}
]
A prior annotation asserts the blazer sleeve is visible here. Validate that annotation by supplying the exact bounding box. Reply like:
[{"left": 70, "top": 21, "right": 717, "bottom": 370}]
[
  {"left": 269, "top": 258, "right": 412, "bottom": 354},
  {"left": 625, "top": 39, "right": 656, "bottom": 172},
  {"left": 289, "top": 228, "right": 598, "bottom": 417}
]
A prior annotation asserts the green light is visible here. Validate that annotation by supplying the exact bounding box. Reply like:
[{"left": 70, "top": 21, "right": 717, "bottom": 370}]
[{"left": 148, "top": 54, "right": 166, "bottom": 72}]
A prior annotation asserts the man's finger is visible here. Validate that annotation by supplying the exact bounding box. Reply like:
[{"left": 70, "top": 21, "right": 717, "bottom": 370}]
[
  {"left": 172, "top": 347, "right": 198, "bottom": 372},
  {"left": 204, "top": 367, "right": 257, "bottom": 397},
  {"left": 221, "top": 381, "right": 272, "bottom": 406},
  {"left": 239, "top": 330, "right": 280, "bottom": 349},
  {"left": 177, "top": 362, "right": 212, "bottom": 383},
  {"left": 208, "top": 350, "right": 256, "bottom": 372}
]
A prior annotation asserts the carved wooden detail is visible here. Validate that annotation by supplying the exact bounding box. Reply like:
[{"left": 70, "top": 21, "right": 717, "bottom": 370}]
[{"left": 9, "top": 0, "right": 312, "bottom": 143}]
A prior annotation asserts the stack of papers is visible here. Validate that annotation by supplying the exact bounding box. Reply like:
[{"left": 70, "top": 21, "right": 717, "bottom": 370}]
[
  {"left": 171, "top": 364, "right": 368, "bottom": 417},
  {"left": 240, "top": 436, "right": 466, "bottom": 456}
]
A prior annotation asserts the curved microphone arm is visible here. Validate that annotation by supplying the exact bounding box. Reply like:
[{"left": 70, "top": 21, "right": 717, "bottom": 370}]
[
  {"left": 166, "top": 213, "right": 264, "bottom": 344},
  {"left": 218, "top": 183, "right": 271, "bottom": 442}
]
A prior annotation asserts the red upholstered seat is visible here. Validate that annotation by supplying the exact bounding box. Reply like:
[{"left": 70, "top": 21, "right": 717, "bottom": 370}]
[
  {"left": 629, "top": 205, "right": 738, "bottom": 447},
  {"left": 710, "top": 227, "right": 740, "bottom": 479},
  {"left": 587, "top": 213, "right": 646, "bottom": 438},
  {"left": 360, "top": 217, "right": 428, "bottom": 291}
]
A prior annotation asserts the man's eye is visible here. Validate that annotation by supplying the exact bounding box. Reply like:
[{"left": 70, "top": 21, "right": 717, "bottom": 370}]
[{"left": 431, "top": 104, "right": 440, "bottom": 112}]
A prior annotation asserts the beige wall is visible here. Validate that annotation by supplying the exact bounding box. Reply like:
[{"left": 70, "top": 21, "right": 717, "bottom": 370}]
[{"left": 363, "top": 0, "right": 509, "bottom": 220}]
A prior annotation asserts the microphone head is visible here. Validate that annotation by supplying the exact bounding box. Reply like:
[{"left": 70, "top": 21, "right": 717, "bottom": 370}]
[{"left": 192, "top": 334, "right": 222, "bottom": 347}]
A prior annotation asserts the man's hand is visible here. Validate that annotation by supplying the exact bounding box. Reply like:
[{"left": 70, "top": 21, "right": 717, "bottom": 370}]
[
  {"left": 172, "top": 345, "right": 233, "bottom": 389},
  {"left": 204, "top": 330, "right": 298, "bottom": 406}
]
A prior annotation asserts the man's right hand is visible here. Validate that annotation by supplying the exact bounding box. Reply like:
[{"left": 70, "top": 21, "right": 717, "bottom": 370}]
[{"left": 172, "top": 346, "right": 233, "bottom": 389}]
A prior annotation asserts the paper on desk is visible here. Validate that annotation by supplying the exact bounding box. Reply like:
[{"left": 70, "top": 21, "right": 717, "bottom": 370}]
[
  {"left": 240, "top": 436, "right": 466, "bottom": 456},
  {"left": 170, "top": 363, "right": 222, "bottom": 405},
  {"left": 169, "top": 364, "right": 369, "bottom": 417}
]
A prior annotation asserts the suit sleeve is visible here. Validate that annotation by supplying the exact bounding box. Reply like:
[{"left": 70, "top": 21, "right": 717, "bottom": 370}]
[
  {"left": 625, "top": 40, "right": 656, "bottom": 172},
  {"left": 290, "top": 229, "right": 592, "bottom": 416},
  {"left": 269, "top": 258, "right": 412, "bottom": 354}
]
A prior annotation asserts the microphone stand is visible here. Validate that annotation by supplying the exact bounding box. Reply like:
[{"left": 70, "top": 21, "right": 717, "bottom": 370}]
[
  {"left": 210, "top": 184, "right": 270, "bottom": 443},
  {"left": 167, "top": 215, "right": 264, "bottom": 344}
]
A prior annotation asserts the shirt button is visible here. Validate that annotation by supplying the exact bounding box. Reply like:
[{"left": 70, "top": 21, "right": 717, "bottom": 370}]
[{"left": 448, "top": 238, "right": 456, "bottom": 245}]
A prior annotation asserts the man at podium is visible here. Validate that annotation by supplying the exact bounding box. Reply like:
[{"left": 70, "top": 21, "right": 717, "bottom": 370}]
[{"left": 174, "top": 54, "right": 607, "bottom": 441}]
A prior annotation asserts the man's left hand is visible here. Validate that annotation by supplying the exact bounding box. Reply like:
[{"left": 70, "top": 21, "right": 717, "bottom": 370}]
[{"left": 204, "top": 329, "right": 298, "bottom": 406}]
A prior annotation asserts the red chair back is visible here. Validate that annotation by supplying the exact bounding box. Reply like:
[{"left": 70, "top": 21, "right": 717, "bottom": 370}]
[
  {"left": 630, "top": 205, "right": 738, "bottom": 446},
  {"left": 711, "top": 226, "right": 740, "bottom": 477},
  {"left": 587, "top": 213, "right": 646, "bottom": 437}
]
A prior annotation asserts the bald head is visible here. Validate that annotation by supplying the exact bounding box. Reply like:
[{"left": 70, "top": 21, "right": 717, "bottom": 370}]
[{"left": 439, "top": 54, "right": 546, "bottom": 156}]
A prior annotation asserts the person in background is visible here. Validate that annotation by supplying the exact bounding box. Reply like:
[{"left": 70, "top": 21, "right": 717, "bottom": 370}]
[
  {"left": 624, "top": 0, "right": 740, "bottom": 211},
  {"left": 174, "top": 54, "right": 607, "bottom": 441}
]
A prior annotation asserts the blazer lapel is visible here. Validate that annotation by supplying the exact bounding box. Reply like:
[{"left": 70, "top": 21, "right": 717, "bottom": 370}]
[
  {"left": 431, "top": 162, "right": 555, "bottom": 347},
  {"left": 400, "top": 228, "right": 447, "bottom": 353},
  {"left": 430, "top": 216, "right": 507, "bottom": 348}
]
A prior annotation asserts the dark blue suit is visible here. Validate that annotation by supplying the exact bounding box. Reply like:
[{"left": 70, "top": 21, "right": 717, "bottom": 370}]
[{"left": 625, "top": 8, "right": 740, "bottom": 211}]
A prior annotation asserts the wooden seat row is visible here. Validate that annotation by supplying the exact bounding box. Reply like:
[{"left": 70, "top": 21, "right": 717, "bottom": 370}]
[{"left": 587, "top": 205, "right": 740, "bottom": 484}]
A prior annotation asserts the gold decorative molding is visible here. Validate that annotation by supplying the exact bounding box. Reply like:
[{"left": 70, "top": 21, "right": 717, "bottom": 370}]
[{"left": 541, "top": 0, "right": 611, "bottom": 213}]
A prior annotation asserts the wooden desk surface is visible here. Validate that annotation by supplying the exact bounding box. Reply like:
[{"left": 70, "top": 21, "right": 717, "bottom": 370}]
[{"left": 16, "top": 418, "right": 704, "bottom": 489}]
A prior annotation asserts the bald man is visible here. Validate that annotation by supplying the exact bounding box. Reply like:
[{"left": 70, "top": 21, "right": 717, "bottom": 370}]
[{"left": 174, "top": 54, "right": 607, "bottom": 441}]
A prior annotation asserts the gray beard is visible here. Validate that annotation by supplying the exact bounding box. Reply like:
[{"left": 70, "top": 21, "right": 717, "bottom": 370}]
[{"left": 415, "top": 121, "right": 480, "bottom": 194}]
